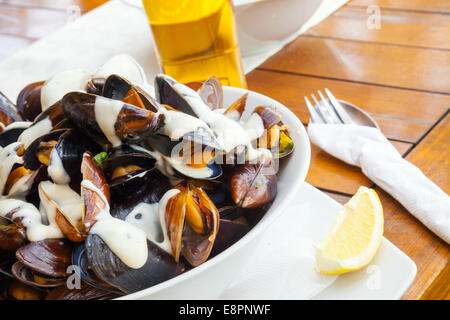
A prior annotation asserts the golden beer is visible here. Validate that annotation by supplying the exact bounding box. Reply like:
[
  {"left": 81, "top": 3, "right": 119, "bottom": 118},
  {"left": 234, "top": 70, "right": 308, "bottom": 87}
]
[{"left": 142, "top": 0, "right": 247, "bottom": 88}]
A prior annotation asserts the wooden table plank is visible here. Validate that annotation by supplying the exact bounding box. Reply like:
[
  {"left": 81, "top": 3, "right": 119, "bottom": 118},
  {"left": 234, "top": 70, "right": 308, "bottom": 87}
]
[
  {"left": 305, "top": 6, "right": 450, "bottom": 50},
  {"left": 349, "top": 0, "right": 450, "bottom": 13},
  {"left": 260, "top": 37, "right": 450, "bottom": 94},
  {"left": 405, "top": 111, "right": 450, "bottom": 191},
  {"left": 247, "top": 69, "right": 450, "bottom": 143},
  {"left": 307, "top": 139, "right": 412, "bottom": 195},
  {"left": 420, "top": 262, "right": 450, "bottom": 300}
]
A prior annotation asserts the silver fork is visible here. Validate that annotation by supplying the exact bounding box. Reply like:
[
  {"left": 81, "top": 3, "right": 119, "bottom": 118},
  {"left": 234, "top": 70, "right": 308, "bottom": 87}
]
[{"left": 304, "top": 88, "right": 354, "bottom": 125}]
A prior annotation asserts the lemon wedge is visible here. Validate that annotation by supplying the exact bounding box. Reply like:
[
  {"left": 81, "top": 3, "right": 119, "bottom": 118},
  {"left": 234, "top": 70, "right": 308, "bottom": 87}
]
[{"left": 315, "top": 186, "right": 384, "bottom": 275}]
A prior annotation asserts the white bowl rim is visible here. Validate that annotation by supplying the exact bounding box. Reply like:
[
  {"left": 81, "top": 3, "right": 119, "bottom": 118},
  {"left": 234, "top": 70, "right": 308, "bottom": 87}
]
[{"left": 120, "top": 86, "right": 311, "bottom": 299}]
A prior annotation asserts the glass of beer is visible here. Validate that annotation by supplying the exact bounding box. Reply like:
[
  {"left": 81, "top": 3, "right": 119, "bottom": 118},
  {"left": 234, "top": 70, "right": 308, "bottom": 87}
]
[{"left": 142, "top": 0, "right": 247, "bottom": 88}]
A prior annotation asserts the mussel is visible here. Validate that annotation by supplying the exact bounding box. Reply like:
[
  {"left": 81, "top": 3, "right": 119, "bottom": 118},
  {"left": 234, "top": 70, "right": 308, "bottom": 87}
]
[
  {"left": 228, "top": 156, "right": 277, "bottom": 208},
  {"left": 253, "top": 106, "right": 294, "bottom": 158},
  {"left": 0, "top": 92, "right": 22, "bottom": 128},
  {"left": 16, "top": 81, "right": 45, "bottom": 121},
  {"left": 102, "top": 74, "right": 160, "bottom": 112},
  {"left": 62, "top": 92, "right": 165, "bottom": 146},
  {"left": 163, "top": 181, "right": 219, "bottom": 266}
]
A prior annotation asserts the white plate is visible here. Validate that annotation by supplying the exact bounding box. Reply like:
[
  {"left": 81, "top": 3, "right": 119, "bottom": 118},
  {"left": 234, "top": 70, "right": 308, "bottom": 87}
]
[{"left": 292, "top": 183, "right": 417, "bottom": 300}]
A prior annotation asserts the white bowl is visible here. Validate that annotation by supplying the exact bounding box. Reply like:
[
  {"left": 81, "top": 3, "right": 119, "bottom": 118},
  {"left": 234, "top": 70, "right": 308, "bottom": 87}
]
[
  {"left": 119, "top": 86, "right": 311, "bottom": 299},
  {"left": 234, "top": 0, "right": 324, "bottom": 56}
]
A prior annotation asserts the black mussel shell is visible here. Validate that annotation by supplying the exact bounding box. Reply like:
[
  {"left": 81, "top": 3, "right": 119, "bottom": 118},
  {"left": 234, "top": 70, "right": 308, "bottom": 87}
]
[
  {"left": 103, "top": 74, "right": 160, "bottom": 112},
  {"left": 22, "top": 129, "right": 67, "bottom": 170},
  {"left": 86, "top": 78, "right": 106, "bottom": 96},
  {"left": 62, "top": 92, "right": 165, "bottom": 145},
  {"left": 11, "top": 261, "right": 66, "bottom": 288},
  {"left": 16, "top": 81, "right": 44, "bottom": 121},
  {"left": 210, "top": 219, "right": 250, "bottom": 258},
  {"left": 155, "top": 74, "right": 197, "bottom": 117},
  {"left": 32, "top": 100, "right": 65, "bottom": 128},
  {"left": 85, "top": 235, "right": 185, "bottom": 294},
  {"left": 102, "top": 145, "right": 156, "bottom": 186},
  {"left": 46, "top": 282, "right": 121, "bottom": 300},
  {"left": 110, "top": 168, "right": 171, "bottom": 220},
  {"left": 71, "top": 243, "right": 122, "bottom": 294},
  {"left": 51, "top": 129, "right": 102, "bottom": 190},
  {"left": 0, "top": 122, "right": 30, "bottom": 147},
  {"left": 0, "top": 92, "right": 22, "bottom": 127}
]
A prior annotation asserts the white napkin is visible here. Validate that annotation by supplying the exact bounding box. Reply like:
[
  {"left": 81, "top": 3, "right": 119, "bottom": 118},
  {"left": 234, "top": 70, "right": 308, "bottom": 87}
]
[
  {"left": 308, "top": 123, "right": 450, "bottom": 244},
  {"left": 220, "top": 202, "right": 336, "bottom": 299}
]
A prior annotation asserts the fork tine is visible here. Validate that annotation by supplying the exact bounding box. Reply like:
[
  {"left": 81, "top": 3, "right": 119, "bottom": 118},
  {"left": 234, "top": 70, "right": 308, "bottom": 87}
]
[
  {"left": 310, "top": 94, "right": 328, "bottom": 123},
  {"left": 304, "top": 96, "right": 322, "bottom": 124},
  {"left": 324, "top": 88, "right": 353, "bottom": 124},
  {"left": 318, "top": 90, "right": 341, "bottom": 124}
]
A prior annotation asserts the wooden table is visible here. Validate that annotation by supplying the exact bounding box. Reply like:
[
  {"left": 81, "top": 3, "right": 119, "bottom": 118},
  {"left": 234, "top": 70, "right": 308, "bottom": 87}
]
[{"left": 0, "top": 0, "right": 449, "bottom": 300}]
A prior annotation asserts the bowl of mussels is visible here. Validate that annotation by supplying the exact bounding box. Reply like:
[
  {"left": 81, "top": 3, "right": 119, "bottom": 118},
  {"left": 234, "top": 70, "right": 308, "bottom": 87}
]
[{"left": 0, "top": 55, "right": 310, "bottom": 300}]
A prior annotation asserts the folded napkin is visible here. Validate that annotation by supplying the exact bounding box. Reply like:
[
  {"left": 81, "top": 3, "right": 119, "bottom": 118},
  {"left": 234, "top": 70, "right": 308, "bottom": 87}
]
[
  {"left": 220, "top": 202, "right": 336, "bottom": 299},
  {"left": 308, "top": 123, "right": 450, "bottom": 244}
]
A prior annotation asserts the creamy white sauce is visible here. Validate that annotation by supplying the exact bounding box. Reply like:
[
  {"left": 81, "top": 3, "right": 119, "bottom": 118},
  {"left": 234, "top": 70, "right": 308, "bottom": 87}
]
[
  {"left": 40, "top": 181, "right": 82, "bottom": 227},
  {"left": 2, "top": 121, "right": 32, "bottom": 132},
  {"left": 94, "top": 96, "right": 124, "bottom": 147},
  {"left": 0, "top": 197, "right": 63, "bottom": 242},
  {"left": 47, "top": 148, "right": 70, "bottom": 184},
  {"left": 157, "top": 108, "right": 212, "bottom": 141},
  {"left": 18, "top": 117, "right": 53, "bottom": 149},
  {"left": 161, "top": 75, "right": 267, "bottom": 161},
  {"left": 81, "top": 179, "right": 148, "bottom": 269},
  {"left": 7, "top": 170, "right": 38, "bottom": 198},
  {"left": 157, "top": 188, "right": 181, "bottom": 254},
  {"left": 94, "top": 54, "right": 155, "bottom": 96},
  {"left": 0, "top": 142, "right": 24, "bottom": 196},
  {"left": 41, "top": 69, "right": 91, "bottom": 111}
]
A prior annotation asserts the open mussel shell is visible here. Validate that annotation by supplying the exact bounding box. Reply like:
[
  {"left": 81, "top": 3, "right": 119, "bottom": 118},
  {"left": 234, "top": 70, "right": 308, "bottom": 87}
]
[
  {"left": 155, "top": 74, "right": 198, "bottom": 117},
  {"left": 0, "top": 92, "right": 22, "bottom": 127},
  {"left": 0, "top": 122, "right": 31, "bottom": 147},
  {"left": 110, "top": 167, "right": 171, "bottom": 220},
  {"left": 198, "top": 76, "right": 223, "bottom": 110},
  {"left": 103, "top": 74, "right": 160, "bottom": 112},
  {"left": 102, "top": 145, "right": 156, "bottom": 190},
  {"left": 81, "top": 152, "right": 110, "bottom": 232},
  {"left": 254, "top": 106, "right": 294, "bottom": 158},
  {"left": 85, "top": 235, "right": 185, "bottom": 294},
  {"left": 22, "top": 129, "right": 67, "bottom": 170},
  {"left": 16, "top": 81, "right": 45, "bottom": 121},
  {"left": 165, "top": 182, "right": 220, "bottom": 266},
  {"left": 49, "top": 129, "right": 102, "bottom": 189},
  {"left": 15, "top": 239, "right": 73, "bottom": 278},
  {"left": 11, "top": 262, "right": 66, "bottom": 288},
  {"left": 229, "top": 157, "right": 278, "bottom": 208},
  {"left": 62, "top": 92, "right": 165, "bottom": 145},
  {"left": 71, "top": 242, "right": 122, "bottom": 294}
]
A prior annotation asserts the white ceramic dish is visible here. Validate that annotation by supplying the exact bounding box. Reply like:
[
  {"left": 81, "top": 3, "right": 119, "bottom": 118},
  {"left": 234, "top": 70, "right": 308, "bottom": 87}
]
[
  {"left": 119, "top": 86, "right": 311, "bottom": 299},
  {"left": 283, "top": 182, "right": 417, "bottom": 299},
  {"left": 234, "top": 0, "right": 324, "bottom": 56}
]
